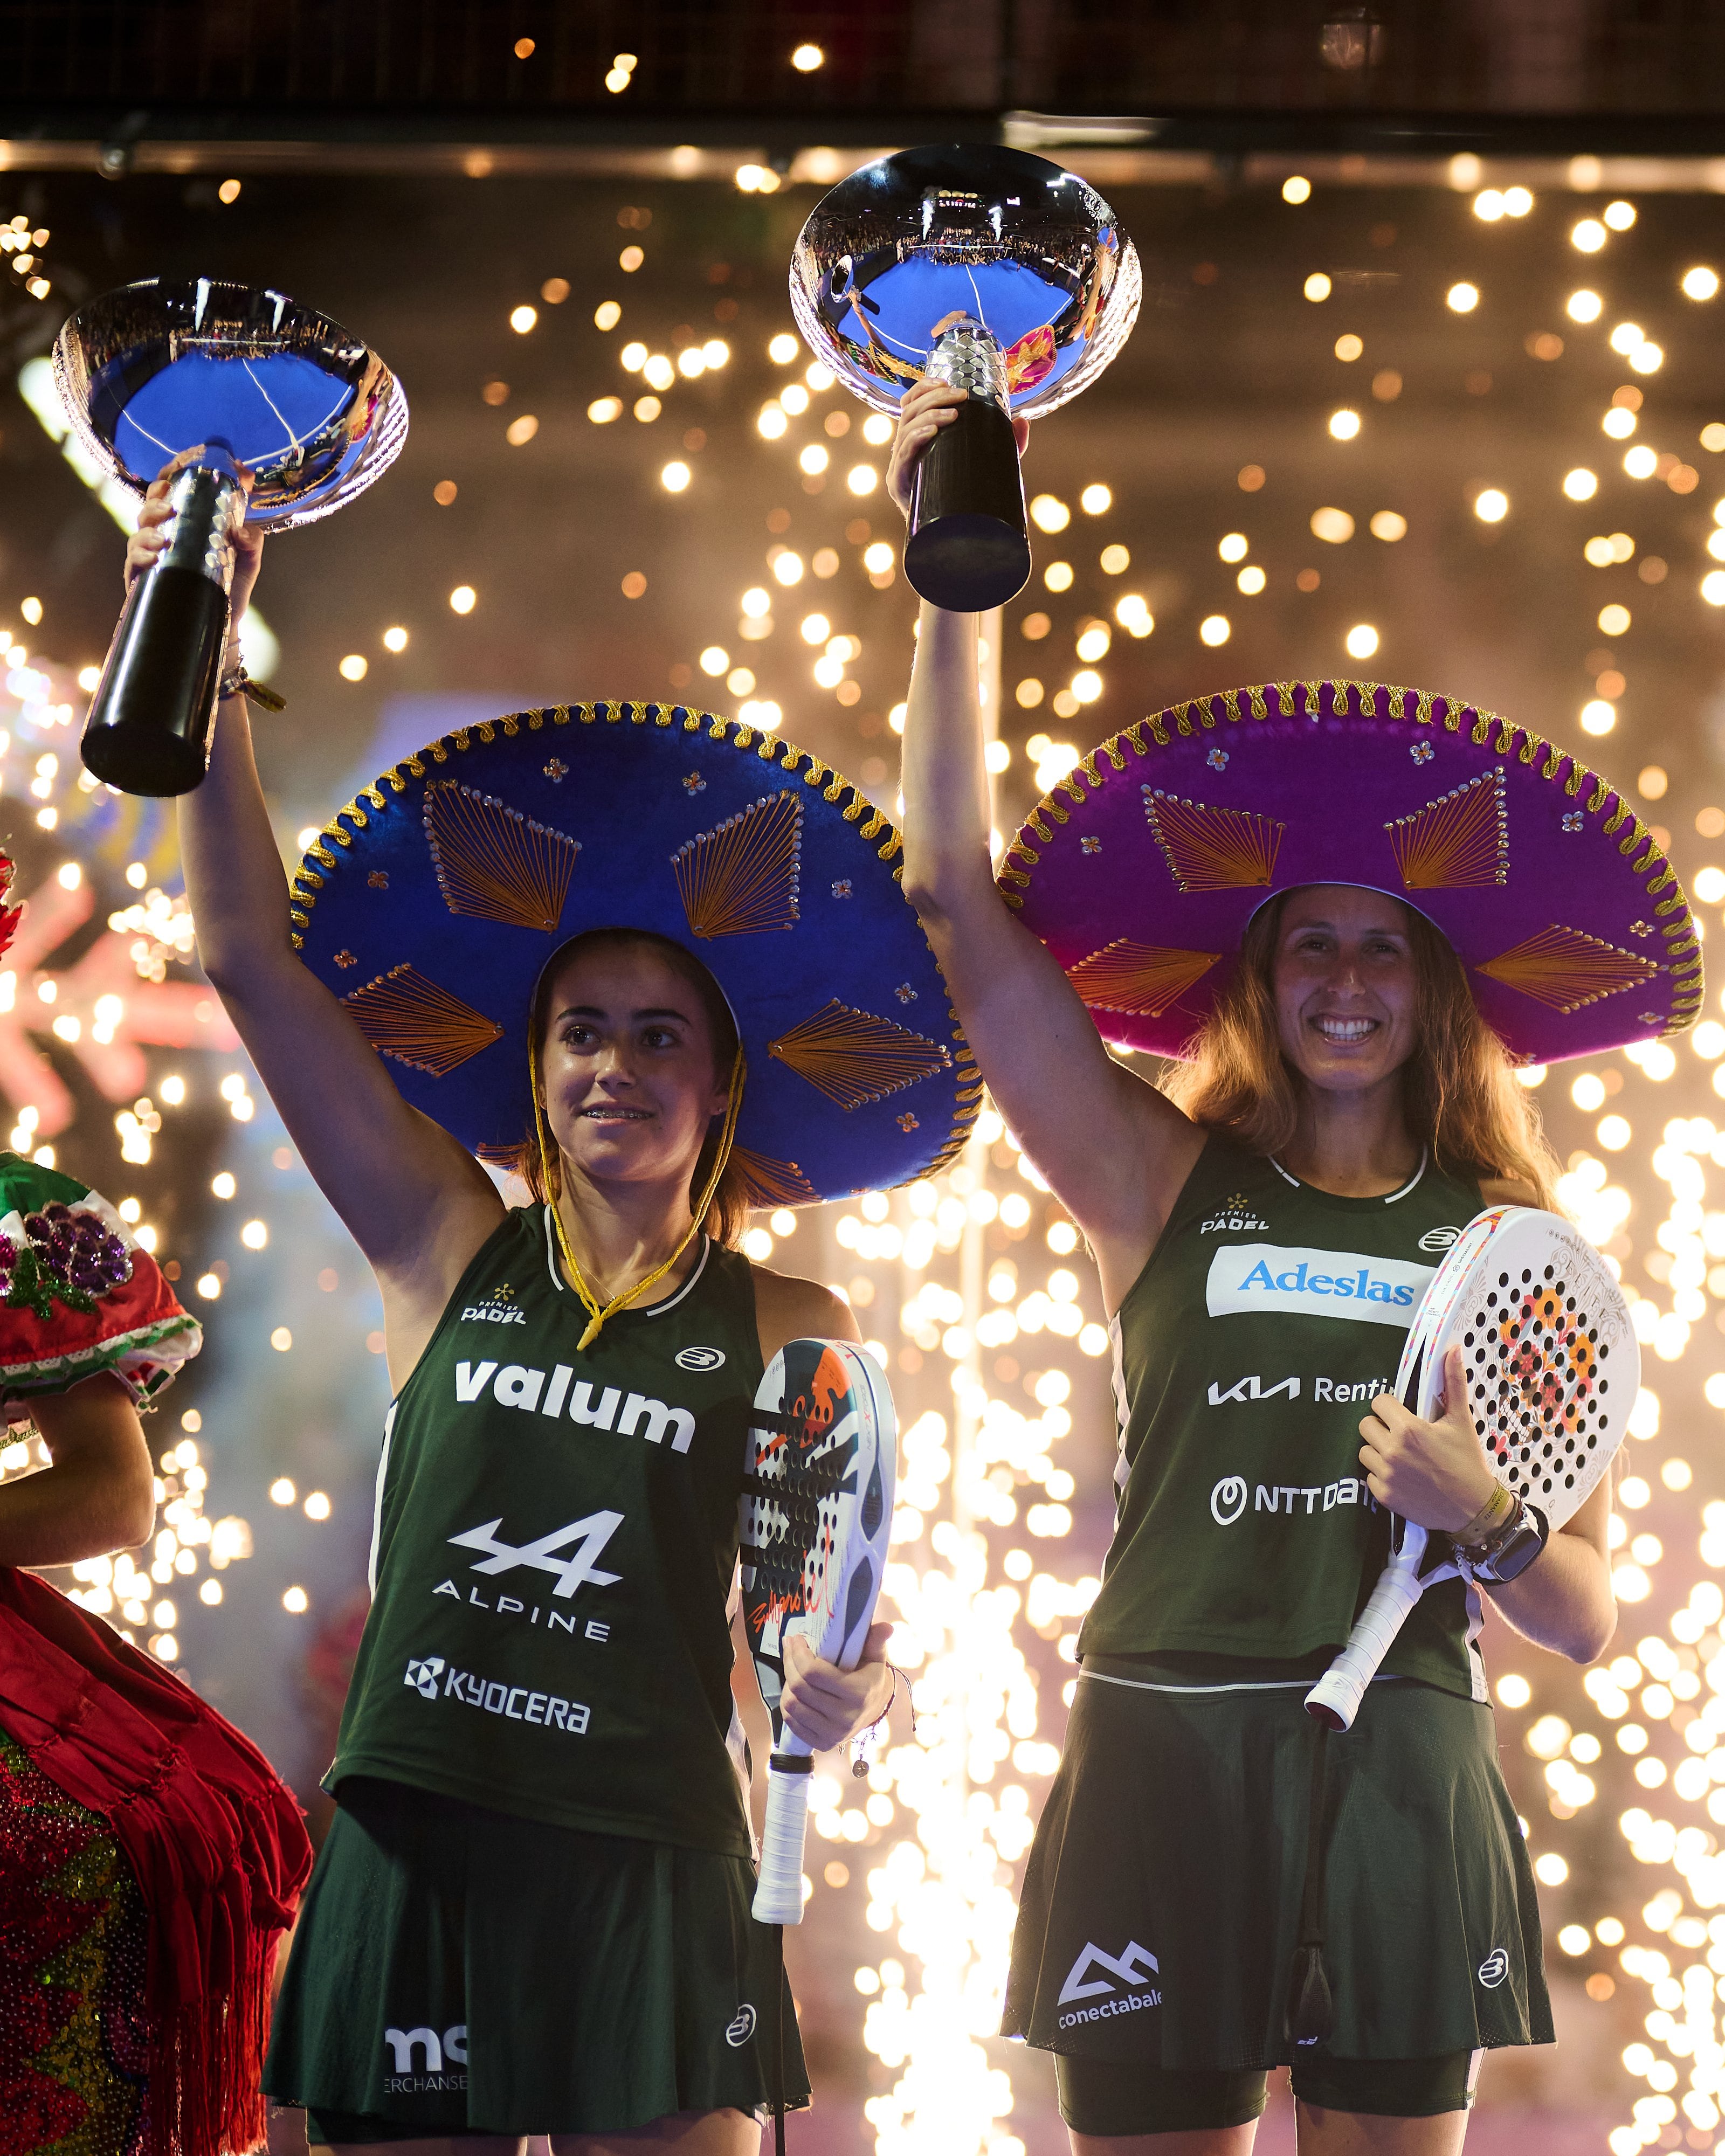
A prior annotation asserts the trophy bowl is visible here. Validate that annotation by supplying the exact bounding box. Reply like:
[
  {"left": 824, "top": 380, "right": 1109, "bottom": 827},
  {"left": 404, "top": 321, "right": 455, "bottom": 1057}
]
[
  {"left": 790, "top": 145, "right": 1141, "bottom": 613},
  {"left": 56, "top": 278, "right": 408, "bottom": 796}
]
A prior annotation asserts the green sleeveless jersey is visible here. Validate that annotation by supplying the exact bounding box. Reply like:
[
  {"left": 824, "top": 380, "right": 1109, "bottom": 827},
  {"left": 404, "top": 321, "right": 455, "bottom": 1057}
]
[
  {"left": 1081, "top": 1132, "right": 1488, "bottom": 1699},
  {"left": 326, "top": 1210, "right": 765, "bottom": 1856}
]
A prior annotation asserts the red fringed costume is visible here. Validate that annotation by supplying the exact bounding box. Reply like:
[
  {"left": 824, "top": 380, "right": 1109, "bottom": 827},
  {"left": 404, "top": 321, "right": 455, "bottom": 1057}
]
[
  {"left": 1, "top": 849, "right": 313, "bottom": 2155},
  {"left": 0, "top": 1570, "right": 313, "bottom": 2156}
]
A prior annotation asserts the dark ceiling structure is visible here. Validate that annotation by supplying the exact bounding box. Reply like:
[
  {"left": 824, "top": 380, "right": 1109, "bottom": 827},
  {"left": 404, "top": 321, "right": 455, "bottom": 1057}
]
[
  {"left": 6, "top": 0, "right": 1725, "bottom": 171},
  {"left": 3, "top": 17, "right": 1725, "bottom": 2145}
]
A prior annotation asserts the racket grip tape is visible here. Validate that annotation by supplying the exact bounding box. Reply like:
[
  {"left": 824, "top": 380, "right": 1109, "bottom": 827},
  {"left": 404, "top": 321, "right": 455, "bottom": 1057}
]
[
  {"left": 752, "top": 1752, "right": 813, "bottom": 1925},
  {"left": 1304, "top": 1565, "right": 1426, "bottom": 1732}
]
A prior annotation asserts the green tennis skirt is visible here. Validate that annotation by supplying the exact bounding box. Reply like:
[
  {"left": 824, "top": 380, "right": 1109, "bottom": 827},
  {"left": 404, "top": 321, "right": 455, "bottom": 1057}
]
[
  {"left": 1004, "top": 1662, "right": 1552, "bottom": 2071},
  {"left": 264, "top": 1776, "right": 808, "bottom": 2139}
]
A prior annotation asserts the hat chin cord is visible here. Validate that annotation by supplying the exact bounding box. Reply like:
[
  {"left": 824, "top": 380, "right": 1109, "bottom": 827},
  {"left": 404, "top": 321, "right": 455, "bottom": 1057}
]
[{"left": 532, "top": 1045, "right": 747, "bottom": 1351}]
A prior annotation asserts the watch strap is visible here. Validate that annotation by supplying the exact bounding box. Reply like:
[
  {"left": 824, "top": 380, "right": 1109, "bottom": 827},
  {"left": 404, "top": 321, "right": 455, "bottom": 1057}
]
[
  {"left": 1461, "top": 1498, "right": 1549, "bottom": 1584},
  {"left": 1456, "top": 1488, "right": 1522, "bottom": 1561},
  {"left": 219, "top": 664, "right": 288, "bottom": 713}
]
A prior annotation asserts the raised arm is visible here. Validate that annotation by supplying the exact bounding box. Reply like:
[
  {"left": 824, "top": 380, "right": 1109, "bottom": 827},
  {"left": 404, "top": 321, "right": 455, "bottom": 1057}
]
[
  {"left": 127, "top": 465, "right": 503, "bottom": 1381},
  {"left": 0, "top": 1374, "right": 155, "bottom": 1567},
  {"left": 890, "top": 385, "right": 1203, "bottom": 1307}
]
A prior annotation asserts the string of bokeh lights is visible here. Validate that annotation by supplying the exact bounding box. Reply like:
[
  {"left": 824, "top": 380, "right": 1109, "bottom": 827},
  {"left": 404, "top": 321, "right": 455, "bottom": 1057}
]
[{"left": 1, "top": 164, "right": 302, "bottom": 1671}]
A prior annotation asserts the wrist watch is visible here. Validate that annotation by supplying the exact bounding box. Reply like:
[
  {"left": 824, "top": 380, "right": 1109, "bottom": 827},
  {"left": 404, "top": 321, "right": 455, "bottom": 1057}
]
[
  {"left": 1457, "top": 1495, "right": 1549, "bottom": 1584},
  {"left": 217, "top": 662, "right": 288, "bottom": 713}
]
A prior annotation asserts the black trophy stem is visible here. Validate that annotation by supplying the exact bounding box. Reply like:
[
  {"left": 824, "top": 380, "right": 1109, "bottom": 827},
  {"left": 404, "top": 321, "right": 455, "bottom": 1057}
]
[
  {"left": 902, "top": 325, "right": 1030, "bottom": 613},
  {"left": 80, "top": 461, "right": 241, "bottom": 798}
]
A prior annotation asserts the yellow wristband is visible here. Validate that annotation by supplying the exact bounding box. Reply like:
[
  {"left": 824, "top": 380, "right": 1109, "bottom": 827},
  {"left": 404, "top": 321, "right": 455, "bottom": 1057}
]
[{"left": 1456, "top": 1482, "right": 1515, "bottom": 1547}]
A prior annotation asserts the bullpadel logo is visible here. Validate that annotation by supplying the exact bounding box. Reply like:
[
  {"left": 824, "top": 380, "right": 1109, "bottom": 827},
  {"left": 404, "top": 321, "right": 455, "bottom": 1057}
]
[{"left": 1206, "top": 1244, "right": 1434, "bottom": 1329}]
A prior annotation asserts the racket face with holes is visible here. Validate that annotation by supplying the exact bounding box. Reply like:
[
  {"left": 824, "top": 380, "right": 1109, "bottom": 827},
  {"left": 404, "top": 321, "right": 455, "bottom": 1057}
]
[
  {"left": 740, "top": 1338, "right": 896, "bottom": 1737},
  {"left": 1416, "top": 1208, "right": 1634, "bottom": 1529},
  {"left": 1392, "top": 1207, "right": 1512, "bottom": 1409}
]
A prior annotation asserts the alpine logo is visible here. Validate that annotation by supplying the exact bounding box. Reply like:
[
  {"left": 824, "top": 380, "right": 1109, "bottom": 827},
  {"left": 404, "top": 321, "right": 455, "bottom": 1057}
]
[
  {"left": 1476, "top": 1947, "right": 1509, "bottom": 1989},
  {"left": 446, "top": 1509, "right": 624, "bottom": 1598},
  {"left": 1057, "top": 1940, "right": 1163, "bottom": 2029},
  {"left": 1419, "top": 1226, "right": 1461, "bottom": 1253},
  {"left": 1208, "top": 1373, "right": 1301, "bottom": 1407},
  {"left": 1206, "top": 1243, "right": 1434, "bottom": 1328},
  {"left": 724, "top": 2003, "right": 757, "bottom": 2047},
  {"left": 676, "top": 1344, "right": 727, "bottom": 1372}
]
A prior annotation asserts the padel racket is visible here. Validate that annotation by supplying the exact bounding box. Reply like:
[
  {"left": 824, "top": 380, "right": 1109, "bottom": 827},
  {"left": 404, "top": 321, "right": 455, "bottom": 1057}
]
[
  {"left": 740, "top": 1338, "right": 896, "bottom": 1923},
  {"left": 1306, "top": 1206, "right": 1634, "bottom": 1731}
]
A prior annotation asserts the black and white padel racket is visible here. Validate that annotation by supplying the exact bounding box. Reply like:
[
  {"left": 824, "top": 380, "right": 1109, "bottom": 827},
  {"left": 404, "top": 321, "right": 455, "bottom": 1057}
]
[
  {"left": 740, "top": 1338, "right": 896, "bottom": 1924},
  {"left": 1305, "top": 1207, "right": 1634, "bottom": 1732}
]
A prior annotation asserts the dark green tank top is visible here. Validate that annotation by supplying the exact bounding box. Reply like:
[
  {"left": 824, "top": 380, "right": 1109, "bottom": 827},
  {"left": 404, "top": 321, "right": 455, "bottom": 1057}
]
[
  {"left": 327, "top": 1209, "right": 765, "bottom": 1855},
  {"left": 1081, "top": 1131, "right": 1488, "bottom": 1699}
]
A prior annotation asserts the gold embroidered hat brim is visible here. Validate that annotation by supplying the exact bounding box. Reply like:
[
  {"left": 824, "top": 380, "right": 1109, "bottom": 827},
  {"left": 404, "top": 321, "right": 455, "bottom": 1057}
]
[
  {"left": 1002, "top": 679, "right": 1701, "bottom": 1063},
  {"left": 289, "top": 701, "right": 981, "bottom": 1199}
]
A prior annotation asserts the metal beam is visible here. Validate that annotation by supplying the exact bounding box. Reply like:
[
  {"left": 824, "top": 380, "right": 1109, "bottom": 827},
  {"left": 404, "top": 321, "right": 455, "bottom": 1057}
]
[{"left": 6, "top": 118, "right": 1725, "bottom": 197}]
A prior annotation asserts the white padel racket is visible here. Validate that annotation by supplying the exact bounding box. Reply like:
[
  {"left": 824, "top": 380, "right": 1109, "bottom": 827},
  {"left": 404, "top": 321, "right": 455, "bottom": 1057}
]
[
  {"left": 740, "top": 1338, "right": 896, "bottom": 1924},
  {"left": 1306, "top": 1206, "right": 1634, "bottom": 1732}
]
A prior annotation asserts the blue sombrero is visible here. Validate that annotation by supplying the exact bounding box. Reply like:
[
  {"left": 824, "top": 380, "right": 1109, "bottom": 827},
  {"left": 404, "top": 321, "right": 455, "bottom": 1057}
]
[
  {"left": 289, "top": 701, "right": 979, "bottom": 1200},
  {"left": 1002, "top": 679, "right": 1702, "bottom": 1065}
]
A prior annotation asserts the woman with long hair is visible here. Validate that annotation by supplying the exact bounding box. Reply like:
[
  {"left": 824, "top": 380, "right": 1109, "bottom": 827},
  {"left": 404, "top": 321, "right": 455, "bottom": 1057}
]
[
  {"left": 886, "top": 378, "right": 1669, "bottom": 2153},
  {"left": 1158, "top": 896, "right": 1563, "bottom": 1206},
  {"left": 124, "top": 457, "right": 975, "bottom": 2152}
]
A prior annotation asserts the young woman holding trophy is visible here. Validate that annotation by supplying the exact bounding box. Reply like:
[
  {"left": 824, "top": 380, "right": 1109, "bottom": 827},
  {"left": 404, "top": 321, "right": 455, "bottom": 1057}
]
[
  {"left": 121, "top": 462, "right": 979, "bottom": 2151},
  {"left": 888, "top": 374, "right": 1641, "bottom": 2153}
]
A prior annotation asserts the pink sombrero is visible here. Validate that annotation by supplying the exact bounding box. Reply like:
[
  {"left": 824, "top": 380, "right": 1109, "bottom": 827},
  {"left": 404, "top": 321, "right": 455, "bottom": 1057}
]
[{"left": 1000, "top": 679, "right": 1701, "bottom": 1065}]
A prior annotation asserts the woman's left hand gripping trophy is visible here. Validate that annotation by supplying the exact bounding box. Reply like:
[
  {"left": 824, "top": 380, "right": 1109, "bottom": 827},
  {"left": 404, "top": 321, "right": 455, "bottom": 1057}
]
[
  {"left": 54, "top": 276, "right": 406, "bottom": 796},
  {"left": 126, "top": 444, "right": 267, "bottom": 715}
]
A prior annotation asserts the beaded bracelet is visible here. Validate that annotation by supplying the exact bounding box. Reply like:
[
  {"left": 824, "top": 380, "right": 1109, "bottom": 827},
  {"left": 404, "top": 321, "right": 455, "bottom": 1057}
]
[{"left": 850, "top": 1663, "right": 916, "bottom": 1777}]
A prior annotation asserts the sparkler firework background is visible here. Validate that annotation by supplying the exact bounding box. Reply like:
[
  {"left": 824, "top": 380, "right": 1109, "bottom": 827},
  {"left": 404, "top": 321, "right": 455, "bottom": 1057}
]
[{"left": 12, "top": 107, "right": 1725, "bottom": 2154}]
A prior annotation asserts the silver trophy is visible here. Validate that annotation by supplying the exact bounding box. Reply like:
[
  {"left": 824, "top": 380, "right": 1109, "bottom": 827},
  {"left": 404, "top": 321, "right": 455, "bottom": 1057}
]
[
  {"left": 55, "top": 278, "right": 408, "bottom": 796},
  {"left": 790, "top": 145, "right": 1141, "bottom": 613}
]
